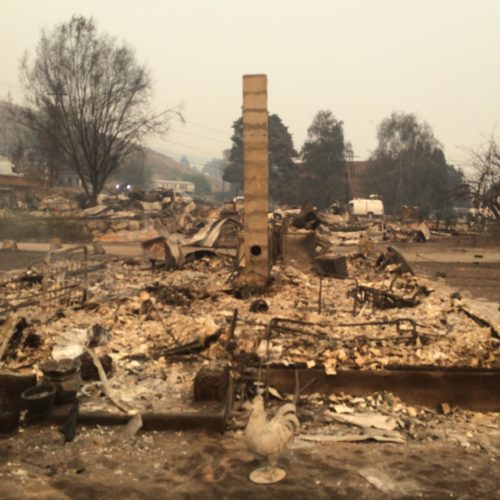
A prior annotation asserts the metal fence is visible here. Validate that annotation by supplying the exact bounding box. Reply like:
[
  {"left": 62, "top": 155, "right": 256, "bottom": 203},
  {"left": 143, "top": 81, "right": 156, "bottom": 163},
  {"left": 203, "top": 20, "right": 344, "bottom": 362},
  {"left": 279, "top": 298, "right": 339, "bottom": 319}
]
[{"left": 0, "top": 246, "right": 105, "bottom": 319}]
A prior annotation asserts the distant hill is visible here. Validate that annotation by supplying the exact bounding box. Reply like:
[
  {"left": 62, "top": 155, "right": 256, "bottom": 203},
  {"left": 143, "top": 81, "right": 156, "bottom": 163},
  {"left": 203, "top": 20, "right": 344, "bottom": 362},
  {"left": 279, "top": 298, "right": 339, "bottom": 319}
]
[
  {"left": 145, "top": 148, "right": 199, "bottom": 180},
  {"left": 143, "top": 148, "right": 222, "bottom": 192}
]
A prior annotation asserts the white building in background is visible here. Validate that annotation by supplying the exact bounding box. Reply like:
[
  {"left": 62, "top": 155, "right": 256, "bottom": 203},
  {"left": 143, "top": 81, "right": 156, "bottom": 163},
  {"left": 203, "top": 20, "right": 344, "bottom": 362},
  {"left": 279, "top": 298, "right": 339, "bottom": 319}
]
[
  {"left": 151, "top": 179, "right": 195, "bottom": 193},
  {"left": 0, "top": 156, "right": 20, "bottom": 177}
]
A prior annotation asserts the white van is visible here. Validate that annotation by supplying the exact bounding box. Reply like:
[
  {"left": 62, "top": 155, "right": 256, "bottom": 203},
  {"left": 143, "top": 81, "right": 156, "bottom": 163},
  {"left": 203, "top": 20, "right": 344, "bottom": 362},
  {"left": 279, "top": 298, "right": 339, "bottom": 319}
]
[{"left": 348, "top": 197, "right": 384, "bottom": 218}]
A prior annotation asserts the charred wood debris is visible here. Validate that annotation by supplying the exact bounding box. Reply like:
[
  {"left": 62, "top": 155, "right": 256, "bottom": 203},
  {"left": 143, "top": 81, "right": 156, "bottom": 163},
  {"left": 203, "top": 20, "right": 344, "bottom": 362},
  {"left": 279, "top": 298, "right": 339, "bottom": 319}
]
[{"left": 0, "top": 190, "right": 499, "bottom": 448}]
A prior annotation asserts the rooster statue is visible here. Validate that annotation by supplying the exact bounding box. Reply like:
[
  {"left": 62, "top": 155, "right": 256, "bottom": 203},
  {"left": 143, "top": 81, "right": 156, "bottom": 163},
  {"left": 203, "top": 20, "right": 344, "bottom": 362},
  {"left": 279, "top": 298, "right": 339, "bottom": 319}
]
[{"left": 244, "top": 391, "right": 300, "bottom": 484}]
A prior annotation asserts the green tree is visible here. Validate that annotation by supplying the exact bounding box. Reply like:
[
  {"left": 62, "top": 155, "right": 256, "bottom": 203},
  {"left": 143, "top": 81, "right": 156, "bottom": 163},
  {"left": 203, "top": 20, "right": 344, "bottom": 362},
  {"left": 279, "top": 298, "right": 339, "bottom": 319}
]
[
  {"left": 180, "top": 155, "right": 191, "bottom": 168},
  {"left": 202, "top": 158, "right": 226, "bottom": 178},
  {"left": 223, "top": 114, "right": 298, "bottom": 203},
  {"left": 1, "top": 102, "right": 63, "bottom": 186},
  {"left": 366, "top": 112, "right": 463, "bottom": 215},
  {"left": 15, "top": 15, "right": 176, "bottom": 205},
  {"left": 181, "top": 173, "right": 211, "bottom": 196},
  {"left": 300, "top": 110, "right": 349, "bottom": 208}
]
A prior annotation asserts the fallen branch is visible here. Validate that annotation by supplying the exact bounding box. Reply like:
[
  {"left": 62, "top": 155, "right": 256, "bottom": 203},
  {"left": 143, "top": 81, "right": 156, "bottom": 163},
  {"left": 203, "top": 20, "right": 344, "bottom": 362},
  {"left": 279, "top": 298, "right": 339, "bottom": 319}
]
[{"left": 86, "top": 348, "right": 136, "bottom": 415}]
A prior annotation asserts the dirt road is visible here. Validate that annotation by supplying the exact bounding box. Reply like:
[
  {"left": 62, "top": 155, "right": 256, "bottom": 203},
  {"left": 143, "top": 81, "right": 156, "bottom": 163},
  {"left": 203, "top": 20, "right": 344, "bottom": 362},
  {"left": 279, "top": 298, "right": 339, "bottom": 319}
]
[
  {"left": 0, "top": 427, "right": 498, "bottom": 499},
  {"left": 394, "top": 238, "right": 500, "bottom": 304}
]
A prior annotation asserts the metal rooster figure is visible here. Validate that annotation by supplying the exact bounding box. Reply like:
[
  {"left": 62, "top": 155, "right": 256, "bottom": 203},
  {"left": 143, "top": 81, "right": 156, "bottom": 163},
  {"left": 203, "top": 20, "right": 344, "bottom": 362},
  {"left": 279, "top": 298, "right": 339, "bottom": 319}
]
[{"left": 245, "top": 391, "right": 299, "bottom": 483}]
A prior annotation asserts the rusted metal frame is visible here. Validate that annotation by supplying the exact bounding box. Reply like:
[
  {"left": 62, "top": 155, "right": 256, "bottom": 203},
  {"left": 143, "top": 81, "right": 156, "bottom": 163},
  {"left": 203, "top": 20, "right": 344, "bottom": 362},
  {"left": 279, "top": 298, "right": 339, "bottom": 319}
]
[
  {"left": 0, "top": 246, "right": 101, "bottom": 318},
  {"left": 43, "top": 245, "right": 90, "bottom": 311},
  {"left": 0, "top": 270, "right": 42, "bottom": 287},
  {"left": 0, "top": 279, "right": 91, "bottom": 316},
  {"left": 0, "top": 297, "right": 39, "bottom": 314},
  {"left": 262, "top": 316, "right": 427, "bottom": 367},
  {"left": 0, "top": 296, "right": 41, "bottom": 316},
  {"left": 272, "top": 327, "right": 419, "bottom": 352},
  {"left": 267, "top": 316, "right": 420, "bottom": 341},
  {"left": 336, "top": 318, "right": 421, "bottom": 338},
  {"left": 272, "top": 324, "right": 332, "bottom": 340},
  {"left": 264, "top": 318, "right": 331, "bottom": 361},
  {"left": 259, "top": 366, "right": 500, "bottom": 412},
  {"left": 352, "top": 284, "right": 420, "bottom": 310},
  {"left": 348, "top": 276, "right": 421, "bottom": 314},
  {"left": 45, "top": 283, "right": 81, "bottom": 305},
  {"left": 47, "top": 261, "right": 104, "bottom": 280},
  {"left": 44, "top": 279, "right": 81, "bottom": 310}
]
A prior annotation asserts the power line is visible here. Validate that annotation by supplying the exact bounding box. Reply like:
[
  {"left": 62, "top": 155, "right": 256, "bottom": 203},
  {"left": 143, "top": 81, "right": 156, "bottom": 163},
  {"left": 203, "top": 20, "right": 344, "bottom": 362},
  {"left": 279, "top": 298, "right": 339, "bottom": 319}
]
[
  {"left": 170, "top": 128, "right": 229, "bottom": 144},
  {"left": 155, "top": 146, "right": 213, "bottom": 164},
  {"left": 184, "top": 120, "right": 229, "bottom": 136},
  {"left": 0, "top": 81, "right": 23, "bottom": 89},
  {"left": 161, "top": 139, "right": 216, "bottom": 155}
]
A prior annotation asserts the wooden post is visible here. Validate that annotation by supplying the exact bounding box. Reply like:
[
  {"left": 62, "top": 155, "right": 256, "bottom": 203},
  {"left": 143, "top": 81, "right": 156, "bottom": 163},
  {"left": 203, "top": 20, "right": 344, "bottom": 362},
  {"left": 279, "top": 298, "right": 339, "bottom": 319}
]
[
  {"left": 42, "top": 253, "right": 50, "bottom": 314},
  {"left": 240, "top": 74, "right": 269, "bottom": 288}
]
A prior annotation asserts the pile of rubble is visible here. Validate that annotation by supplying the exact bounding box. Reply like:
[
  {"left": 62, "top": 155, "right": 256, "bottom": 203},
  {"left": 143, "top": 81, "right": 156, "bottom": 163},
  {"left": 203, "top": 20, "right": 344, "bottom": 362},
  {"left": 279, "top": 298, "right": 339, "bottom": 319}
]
[
  {"left": 1, "top": 242, "right": 498, "bottom": 413},
  {"left": 0, "top": 196, "right": 499, "bottom": 449},
  {"left": 0, "top": 188, "right": 224, "bottom": 244}
]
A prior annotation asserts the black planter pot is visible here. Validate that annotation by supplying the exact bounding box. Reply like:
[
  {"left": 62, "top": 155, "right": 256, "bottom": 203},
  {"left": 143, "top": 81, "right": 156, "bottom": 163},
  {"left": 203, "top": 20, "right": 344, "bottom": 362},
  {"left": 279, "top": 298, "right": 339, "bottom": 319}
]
[{"left": 21, "top": 384, "right": 56, "bottom": 417}]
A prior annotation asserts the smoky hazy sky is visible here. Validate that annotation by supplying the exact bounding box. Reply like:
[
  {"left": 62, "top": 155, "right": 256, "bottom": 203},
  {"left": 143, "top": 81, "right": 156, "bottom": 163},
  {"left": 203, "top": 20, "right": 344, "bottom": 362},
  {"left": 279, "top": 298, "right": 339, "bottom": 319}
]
[{"left": 1, "top": 0, "right": 499, "bottom": 170}]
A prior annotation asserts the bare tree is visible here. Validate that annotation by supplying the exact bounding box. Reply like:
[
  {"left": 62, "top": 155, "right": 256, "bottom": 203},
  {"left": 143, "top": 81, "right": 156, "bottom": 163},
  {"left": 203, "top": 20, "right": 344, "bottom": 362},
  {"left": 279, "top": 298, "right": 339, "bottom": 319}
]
[
  {"left": 13, "top": 15, "right": 177, "bottom": 204},
  {"left": 459, "top": 135, "right": 500, "bottom": 219}
]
